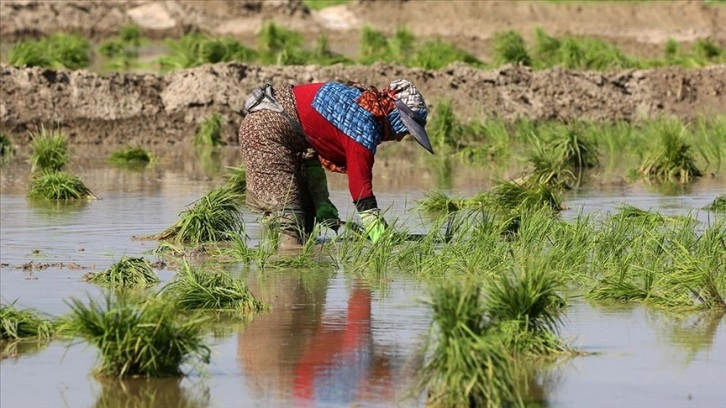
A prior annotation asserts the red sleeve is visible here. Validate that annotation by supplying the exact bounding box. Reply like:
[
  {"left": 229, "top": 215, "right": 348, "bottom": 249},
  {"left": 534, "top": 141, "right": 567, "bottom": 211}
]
[{"left": 345, "top": 137, "right": 375, "bottom": 202}]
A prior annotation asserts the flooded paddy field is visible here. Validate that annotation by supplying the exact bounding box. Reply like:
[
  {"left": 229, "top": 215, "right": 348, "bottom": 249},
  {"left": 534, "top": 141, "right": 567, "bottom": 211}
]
[{"left": 1, "top": 144, "right": 724, "bottom": 408}]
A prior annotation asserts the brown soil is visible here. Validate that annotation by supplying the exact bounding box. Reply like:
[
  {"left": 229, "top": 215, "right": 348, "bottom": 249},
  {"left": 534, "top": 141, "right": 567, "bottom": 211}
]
[{"left": 0, "top": 1, "right": 724, "bottom": 145}]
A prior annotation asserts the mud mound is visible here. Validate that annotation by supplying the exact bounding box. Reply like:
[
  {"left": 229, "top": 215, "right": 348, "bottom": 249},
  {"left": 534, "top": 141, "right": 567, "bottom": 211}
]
[{"left": 1, "top": 63, "right": 723, "bottom": 146}]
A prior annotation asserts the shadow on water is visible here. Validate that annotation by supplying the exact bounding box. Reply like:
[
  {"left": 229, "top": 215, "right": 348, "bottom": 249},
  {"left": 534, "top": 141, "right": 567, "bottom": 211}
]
[{"left": 90, "top": 378, "right": 210, "bottom": 408}]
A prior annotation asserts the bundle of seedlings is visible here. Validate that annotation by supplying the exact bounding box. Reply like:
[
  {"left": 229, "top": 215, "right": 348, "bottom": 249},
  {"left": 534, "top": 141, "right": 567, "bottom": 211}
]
[
  {"left": 62, "top": 293, "right": 210, "bottom": 378},
  {"left": 160, "top": 261, "right": 265, "bottom": 313},
  {"left": 638, "top": 120, "right": 702, "bottom": 184},
  {"left": 26, "top": 127, "right": 95, "bottom": 200},
  {"left": 108, "top": 146, "right": 156, "bottom": 168},
  {"left": 8, "top": 33, "right": 91, "bottom": 69},
  {"left": 222, "top": 166, "right": 247, "bottom": 196},
  {"left": 84, "top": 257, "right": 160, "bottom": 288},
  {"left": 0, "top": 303, "right": 55, "bottom": 341},
  {"left": 141, "top": 186, "right": 244, "bottom": 244},
  {"left": 705, "top": 195, "right": 726, "bottom": 211}
]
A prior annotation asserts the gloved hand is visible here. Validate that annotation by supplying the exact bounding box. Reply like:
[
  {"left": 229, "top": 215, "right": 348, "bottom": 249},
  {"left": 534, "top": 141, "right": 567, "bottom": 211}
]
[
  {"left": 304, "top": 159, "right": 341, "bottom": 231},
  {"left": 359, "top": 208, "right": 388, "bottom": 243}
]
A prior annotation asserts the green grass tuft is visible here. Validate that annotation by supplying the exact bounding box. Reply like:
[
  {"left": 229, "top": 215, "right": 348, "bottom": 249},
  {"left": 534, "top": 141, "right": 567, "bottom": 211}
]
[
  {"left": 29, "top": 127, "right": 69, "bottom": 173},
  {"left": 638, "top": 120, "right": 702, "bottom": 183},
  {"left": 62, "top": 294, "right": 211, "bottom": 378},
  {"left": 0, "top": 303, "right": 55, "bottom": 340},
  {"left": 108, "top": 146, "right": 155, "bottom": 167},
  {"left": 27, "top": 170, "right": 95, "bottom": 200},
  {"left": 492, "top": 30, "right": 531, "bottom": 66},
  {"left": 85, "top": 257, "right": 160, "bottom": 287},
  {"left": 194, "top": 114, "right": 223, "bottom": 146},
  {"left": 159, "top": 34, "right": 257, "bottom": 71},
  {"left": 9, "top": 33, "right": 91, "bottom": 69},
  {"left": 160, "top": 261, "right": 265, "bottom": 312}
]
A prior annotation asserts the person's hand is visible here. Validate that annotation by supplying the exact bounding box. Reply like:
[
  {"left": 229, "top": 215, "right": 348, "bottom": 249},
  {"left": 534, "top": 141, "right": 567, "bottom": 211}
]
[{"left": 359, "top": 208, "right": 388, "bottom": 243}]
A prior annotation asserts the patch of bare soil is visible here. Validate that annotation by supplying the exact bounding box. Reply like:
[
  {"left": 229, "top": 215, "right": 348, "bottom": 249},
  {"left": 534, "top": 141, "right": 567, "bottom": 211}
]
[{"left": 1, "top": 61, "right": 724, "bottom": 146}]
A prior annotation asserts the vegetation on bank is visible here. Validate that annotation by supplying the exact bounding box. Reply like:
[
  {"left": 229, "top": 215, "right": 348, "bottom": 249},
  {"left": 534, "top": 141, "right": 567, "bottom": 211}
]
[{"left": 4, "top": 23, "right": 723, "bottom": 71}]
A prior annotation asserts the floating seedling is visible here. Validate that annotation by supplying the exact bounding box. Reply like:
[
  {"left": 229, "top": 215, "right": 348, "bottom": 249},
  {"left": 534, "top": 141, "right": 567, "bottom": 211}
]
[
  {"left": 63, "top": 294, "right": 210, "bottom": 378},
  {"left": 29, "top": 127, "right": 69, "bottom": 173},
  {"left": 27, "top": 170, "right": 95, "bottom": 200},
  {"left": 194, "top": 114, "right": 223, "bottom": 147},
  {"left": 705, "top": 195, "right": 726, "bottom": 211},
  {"left": 142, "top": 186, "right": 244, "bottom": 244},
  {"left": 160, "top": 261, "right": 265, "bottom": 313},
  {"left": 108, "top": 146, "right": 156, "bottom": 168},
  {"left": 0, "top": 303, "right": 55, "bottom": 341},
  {"left": 85, "top": 257, "right": 160, "bottom": 288}
]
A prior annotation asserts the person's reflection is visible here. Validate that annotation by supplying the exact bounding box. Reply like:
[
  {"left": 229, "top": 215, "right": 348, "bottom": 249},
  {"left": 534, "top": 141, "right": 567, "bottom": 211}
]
[{"left": 238, "top": 271, "right": 394, "bottom": 406}]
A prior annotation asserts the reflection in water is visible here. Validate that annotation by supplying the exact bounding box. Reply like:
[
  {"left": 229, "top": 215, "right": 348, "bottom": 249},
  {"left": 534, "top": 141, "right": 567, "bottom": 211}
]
[
  {"left": 27, "top": 198, "right": 90, "bottom": 220},
  {"left": 238, "top": 271, "right": 406, "bottom": 407},
  {"left": 648, "top": 310, "right": 725, "bottom": 366},
  {"left": 0, "top": 339, "right": 50, "bottom": 360},
  {"left": 91, "top": 378, "right": 209, "bottom": 408}
]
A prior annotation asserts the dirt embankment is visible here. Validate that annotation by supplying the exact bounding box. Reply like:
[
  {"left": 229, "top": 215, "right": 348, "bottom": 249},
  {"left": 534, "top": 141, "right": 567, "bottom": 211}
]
[{"left": 1, "top": 62, "right": 724, "bottom": 146}]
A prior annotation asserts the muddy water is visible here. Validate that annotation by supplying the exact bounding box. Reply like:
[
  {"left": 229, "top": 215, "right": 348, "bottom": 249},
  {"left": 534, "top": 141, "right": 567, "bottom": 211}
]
[{"left": 1, "top": 146, "right": 725, "bottom": 408}]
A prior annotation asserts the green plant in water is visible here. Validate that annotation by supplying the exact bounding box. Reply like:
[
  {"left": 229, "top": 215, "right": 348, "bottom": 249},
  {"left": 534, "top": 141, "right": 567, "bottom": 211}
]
[
  {"left": 705, "top": 195, "right": 726, "bottom": 211},
  {"left": 27, "top": 170, "right": 95, "bottom": 200},
  {"left": 428, "top": 99, "right": 463, "bottom": 151},
  {"left": 411, "top": 40, "right": 482, "bottom": 70},
  {"left": 108, "top": 146, "right": 155, "bottom": 167},
  {"left": 159, "top": 34, "right": 257, "bottom": 71},
  {"left": 551, "top": 125, "right": 599, "bottom": 169},
  {"left": 417, "top": 283, "right": 522, "bottom": 408},
  {"left": 9, "top": 33, "right": 91, "bottom": 69},
  {"left": 359, "top": 26, "right": 416, "bottom": 65},
  {"left": 0, "top": 303, "right": 55, "bottom": 340},
  {"left": 486, "top": 179, "right": 563, "bottom": 213},
  {"left": 62, "top": 294, "right": 210, "bottom": 378},
  {"left": 638, "top": 120, "right": 702, "bottom": 183},
  {"left": 85, "top": 257, "right": 160, "bottom": 287},
  {"left": 29, "top": 127, "right": 68, "bottom": 172},
  {"left": 492, "top": 30, "right": 531, "bottom": 66},
  {"left": 194, "top": 114, "right": 223, "bottom": 146},
  {"left": 0, "top": 132, "right": 14, "bottom": 158},
  {"left": 144, "top": 186, "right": 244, "bottom": 244},
  {"left": 160, "top": 261, "right": 265, "bottom": 312},
  {"left": 258, "top": 22, "right": 308, "bottom": 65}
]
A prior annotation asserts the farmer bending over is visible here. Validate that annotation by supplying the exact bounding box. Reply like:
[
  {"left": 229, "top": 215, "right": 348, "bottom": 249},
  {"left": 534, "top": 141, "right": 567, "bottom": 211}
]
[{"left": 239, "top": 79, "right": 433, "bottom": 250}]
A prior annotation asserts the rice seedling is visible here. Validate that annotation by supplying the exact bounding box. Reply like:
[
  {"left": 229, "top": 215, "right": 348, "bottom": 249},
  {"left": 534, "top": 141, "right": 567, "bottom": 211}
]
[
  {"left": 309, "top": 35, "right": 352, "bottom": 65},
  {"left": 29, "top": 127, "right": 68, "bottom": 173},
  {"left": 303, "top": 0, "right": 351, "bottom": 10},
  {"left": 62, "top": 293, "right": 211, "bottom": 378},
  {"left": 142, "top": 186, "right": 244, "bottom": 244},
  {"left": 359, "top": 26, "right": 416, "bottom": 65},
  {"left": 693, "top": 38, "right": 722, "bottom": 61},
  {"left": 550, "top": 124, "right": 599, "bottom": 169},
  {"left": 531, "top": 28, "right": 561, "bottom": 68},
  {"left": 485, "top": 179, "right": 563, "bottom": 213},
  {"left": 692, "top": 115, "right": 725, "bottom": 172},
  {"left": 222, "top": 166, "right": 247, "bottom": 196},
  {"left": 428, "top": 100, "right": 464, "bottom": 151},
  {"left": 9, "top": 33, "right": 91, "bottom": 69},
  {"left": 638, "top": 120, "right": 702, "bottom": 183},
  {"left": 411, "top": 40, "right": 483, "bottom": 70},
  {"left": 492, "top": 30, "right": 531, "bottom": 66},
  {"left": 257, "top": 22, "right": 308, "bottom": 65},
  {"left": 0, "top": 303, "right": 55, "bottom": 340},
  {"left": 158, "top": 34, "right": 257, "bottom": 71},
  {"left": 85, "top": 257, "right": 160, "bottom": 288},
  {"left": 27, "top": 170, "right": 95, "bottom": 200},
  {"left": 108, "top": 146, "right": 155, "bottom": 168},
  {"left": 705, "top": 195, "right": 726, "bottom": 211},
  {"left": 417, "top": 191, "right": 465, "bottom": 215},
  {"left": 0, "top": 132, "right": 14, "bottom": 158},
  {"left": 416, "top": 283, "right": 522, "bottom": 408},
  {"left": 194, "top": 114, "right": 223, "bottom": 146},
  {"left": 160, "top": 261, "right": 265, "bottom": 313}
]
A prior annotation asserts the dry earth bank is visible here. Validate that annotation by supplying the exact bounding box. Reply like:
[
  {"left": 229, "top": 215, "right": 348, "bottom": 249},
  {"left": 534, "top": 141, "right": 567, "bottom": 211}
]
[{"left": 1, "top": 62, "right": 724, "bottom": 146}]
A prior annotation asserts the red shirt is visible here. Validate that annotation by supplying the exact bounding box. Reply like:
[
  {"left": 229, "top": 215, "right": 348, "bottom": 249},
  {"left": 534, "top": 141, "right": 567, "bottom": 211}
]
[{"left": 293, "top": 83, "right": 376, "bottom": 202}]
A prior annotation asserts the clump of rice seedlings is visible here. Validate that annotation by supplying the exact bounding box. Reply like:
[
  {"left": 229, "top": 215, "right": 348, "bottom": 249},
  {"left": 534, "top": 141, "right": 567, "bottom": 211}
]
[
  {"left": 0, "top": 303, "right": 55, "bottom": 340},
  {"left": 257, "top": 22, "right": 308, "bottom": 65},
  {"left": 638, "top": 120, "right": 702, "bottom": 183},
  {"left": 222, "top": 166, "right": 247, "bottom": 196},
  {"left": 492, "top": 30, "right": 531, "bottom": 66},
  {"left": 194, "top": 114, "right": 223, "bottom": 146},
  {"left": 85, "top": 257, "right": 160, "bottom": 287},
  {"left": 411, "top": 40, "right": 483, "bottom": 70},
  {"left": 359, "top": 26, "right": 417, "bottom": 65},
  {"left": 0, "top": 132, "right": 14, "bottom": 158},
  {"left": 417, "top": 191, "right": 465, "bottom": 215},
  {"left": 551, "top": 125, "right": 599, "bottom": 169},
  {"left": 309, "top": 35, "right": 352, "bottom": 65},
  {"left": 704, "top": 195, "right": 726, "bottom": 211},
  {"left": 108, "top": 146, "right": 155, "bottom": 168},
  {"left": 63, "top": 294, "right": 211, "bottom": 378},
  {"left": 485, "top": 179, "right": 563, "bottom": 213},
  {"left": 159, "top": 34, "right": 257, "bottom": 71},
  {"left": 142, "top": 186, "right": 244, "bottom": 244},
  {"left": 428, "top": 100, "right": 464, "bottom": 151},
  {"left": 612, "top": 204, "right": 667, "bottom": 223},
  {"left": 9, "top": 33, "right": 92, "bottom": 69},
  {"left": 416, "top": 283, "right": 522, "bottom": 408},
  {"left": 160, "top": 261, "right": 265, "bottom": 313},
  {"left": 27, "top": 170, "right": 95, "bottom": 200},
  {"left": 303, "top": 0, "right": 352, "bottom": 10},
  {"left": 29, "top": 127, "right": 68, "bottom": 173},
  {"left": 693, "top": 38, "right": 722, "bottom": 61}
]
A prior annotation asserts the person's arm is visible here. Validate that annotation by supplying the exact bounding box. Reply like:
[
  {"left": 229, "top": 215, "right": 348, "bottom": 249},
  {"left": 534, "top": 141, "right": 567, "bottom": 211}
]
[
  {"left": 345, "top": 141, "right": 388, "bottom": 243},
  {"left": 304, "top": 157, "right": 340, "bottom": 231}
]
